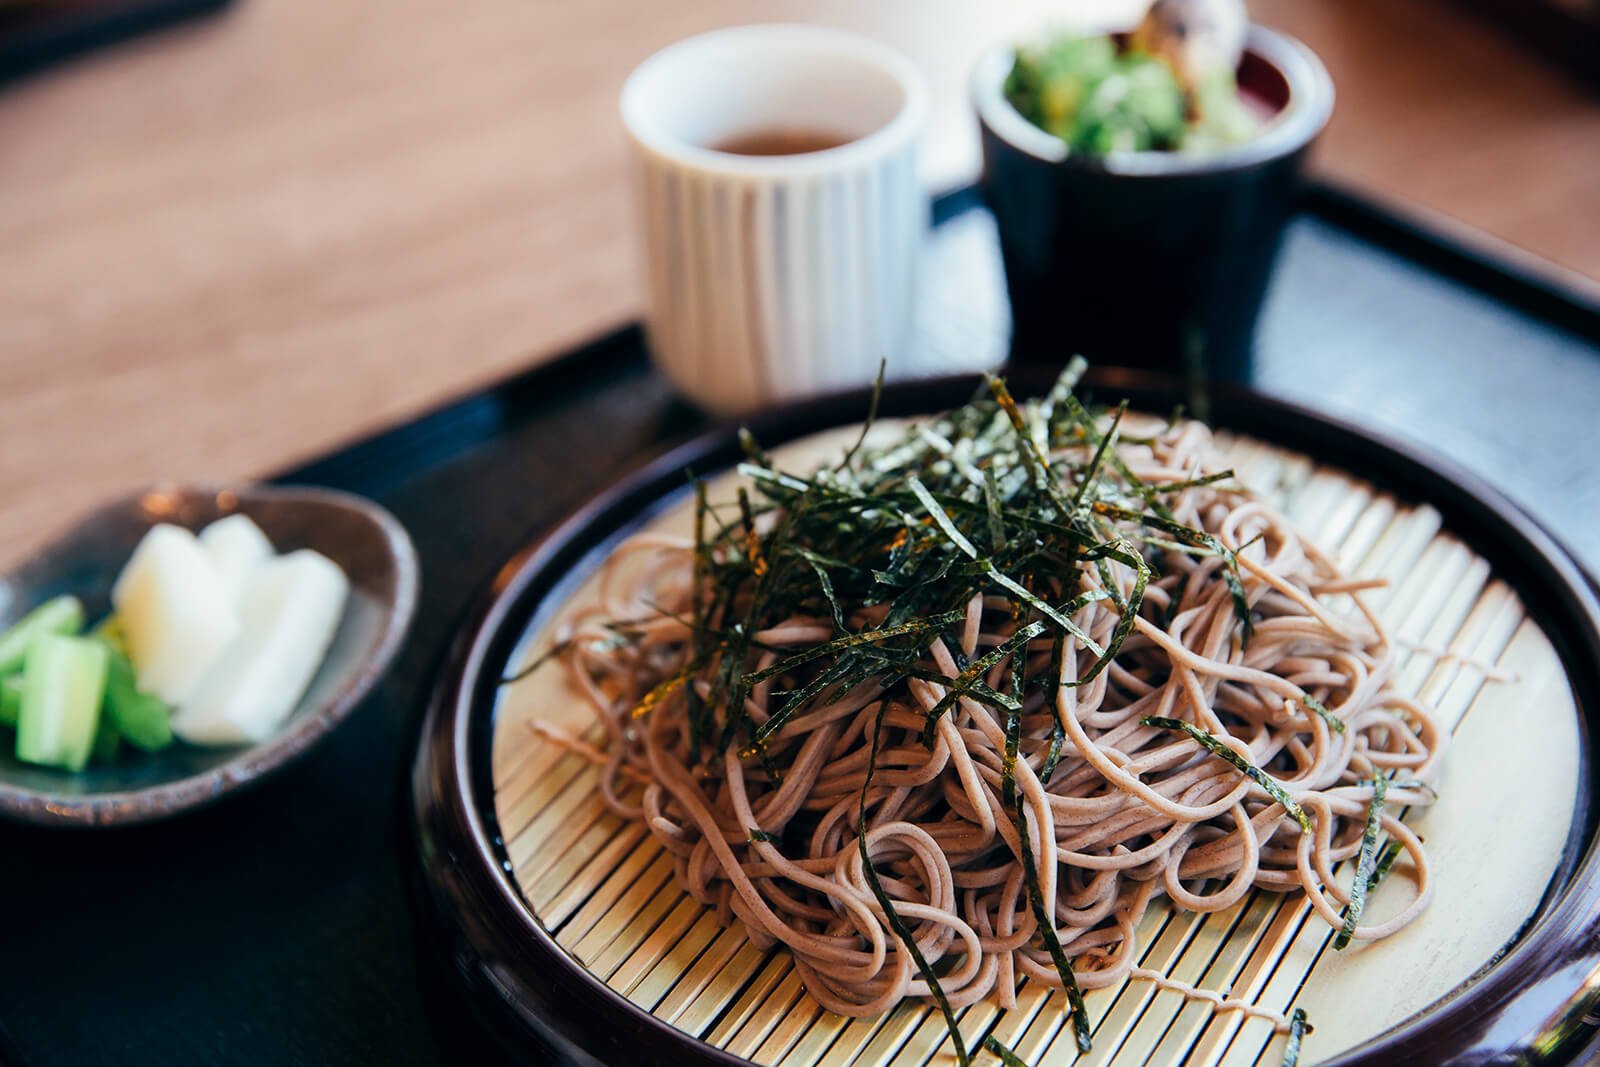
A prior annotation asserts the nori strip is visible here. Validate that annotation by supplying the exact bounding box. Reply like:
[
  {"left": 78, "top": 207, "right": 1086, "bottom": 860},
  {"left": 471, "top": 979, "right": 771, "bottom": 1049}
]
[
  {"left": 1041, "top": 631, "right": 1068, "bottom": 781},
  {"left": 921, "top": 621, "right": 1046, "bottom": 746},
  {"left": 1281, "top": 1008, "right": 1309, "bottom": 1067},
  {"left": 1334, "top": 773, "right": 1388, "bottom": 950},
  {"left": 982, "top": 1035, "right": 1029, "bottom": 1067},
  {"left": 1141, "top": 716, "right": 1312, "bottom": 832},
  {"left": 1301, "top": 693, "right": 1347, "bottom": 735},
  {"left": 858, "top": 703, "right": 971, "bottom": 1066},
  {"left": 1011, "top": 791, "right": 1093, "bottom": 1053}
]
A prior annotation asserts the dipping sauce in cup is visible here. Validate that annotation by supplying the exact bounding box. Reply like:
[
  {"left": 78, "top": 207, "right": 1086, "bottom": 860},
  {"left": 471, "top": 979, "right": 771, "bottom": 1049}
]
[{"left": 622, "top": 25, "right": 929, "bottom": 414}]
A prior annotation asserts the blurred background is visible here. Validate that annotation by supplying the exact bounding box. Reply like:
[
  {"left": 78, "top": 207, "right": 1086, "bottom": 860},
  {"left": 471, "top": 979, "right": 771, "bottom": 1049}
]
[{"left": 1, "top": 0, "right": 1596, "bottom": 569}]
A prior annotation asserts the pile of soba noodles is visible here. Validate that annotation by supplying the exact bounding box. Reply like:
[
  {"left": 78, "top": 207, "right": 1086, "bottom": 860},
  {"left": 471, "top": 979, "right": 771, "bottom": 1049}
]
[{"left": 541, "top": 366, "right": 1442, "bottom": 1061}]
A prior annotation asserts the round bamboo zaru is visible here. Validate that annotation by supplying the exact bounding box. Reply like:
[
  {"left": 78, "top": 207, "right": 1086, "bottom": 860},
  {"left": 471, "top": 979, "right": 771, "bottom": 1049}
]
[{"left": 491, "top": 419, "right": 1580, "bottom": 1067}]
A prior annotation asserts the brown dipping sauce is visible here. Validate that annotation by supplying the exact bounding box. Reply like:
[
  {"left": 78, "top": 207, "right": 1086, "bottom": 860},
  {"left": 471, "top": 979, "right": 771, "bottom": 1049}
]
[{"left": 711, "top": 129, "right": 853, "bottom": 157}]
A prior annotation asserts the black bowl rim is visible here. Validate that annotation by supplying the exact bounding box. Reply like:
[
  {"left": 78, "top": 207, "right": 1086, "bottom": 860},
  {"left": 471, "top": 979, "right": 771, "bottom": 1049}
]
[
  {"left": 0, "top": 483, "right": 421, "bottom": 829},
  {"left": 410, "top": 369, "right": 1600, "bottom": 1066},
  {"left": 971, "top": 24, "right": 1335, "bottom": 177}
]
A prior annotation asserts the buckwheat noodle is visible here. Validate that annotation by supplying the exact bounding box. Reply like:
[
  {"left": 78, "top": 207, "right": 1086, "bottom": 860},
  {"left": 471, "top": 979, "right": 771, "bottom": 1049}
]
[{"left": 540, "top": 407, "right": 1443, "bottom": 1050}]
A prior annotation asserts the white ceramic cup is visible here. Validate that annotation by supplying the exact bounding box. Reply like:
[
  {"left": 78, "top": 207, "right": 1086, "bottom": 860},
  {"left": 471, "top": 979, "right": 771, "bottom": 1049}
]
[{"left": 621, "top": 25, "right": 929, "bottom": 414}]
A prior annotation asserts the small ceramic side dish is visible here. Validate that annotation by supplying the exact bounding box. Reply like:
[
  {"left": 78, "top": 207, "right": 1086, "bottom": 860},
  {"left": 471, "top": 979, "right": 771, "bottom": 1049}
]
[
  {"left": 973, "top": 24, "right": 1334, "bottom": 382},
  {"left": 0, "top": 484, "right": 418, "bottom": 827}
]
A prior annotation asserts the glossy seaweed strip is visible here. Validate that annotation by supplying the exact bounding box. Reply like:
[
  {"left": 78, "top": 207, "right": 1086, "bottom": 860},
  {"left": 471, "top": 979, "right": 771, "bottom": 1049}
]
[
  {"left": 982, "top": 1035, "right": 1030, "bottom": 1067},
  {"left": 715, "top": 458, "right": 819, "bottom": 755},
  {"left": 1301, "top": 693, "right": 1347, "bottom": 735},
  {"left": 687, "top": 480, "right": 711, "bottom": 763},
  {"left": 1146, "top": 469, "right": 1237, "bottom": 493},
  {"left": 835, "top": 359, "right": 887, "bottom": 474},
  {"left": 737, "top": 426, "right": 771, "bottom": 467},
  {"left": 1043, "top": 355, "right": 1089, "bottom": 417},
  {"left": 858, "top": 702, "right": 971, "bottom": 1066},
  {"left": 737, "top": 488, "right": 767, "bottom": 577},
  {"left": 1076, "top": 540, "right": 1148, "bottom": 687},
  {"left": 1282, "top": 1008, "right": 1310, "bottom": 1067},
  {"left": 1071, "top": 400, "right": 1126, "bottom": 511},
  {"left": 997, "top": 381, "right": 1080, "bottom": 524},
  {"left": 1096, "top": 500, "right": 1255, "bottom": 646},
  {"left": 1012, "top": 791, "right": 1093, "bottom": 1054},
  {"left": 922, "top": 621, "right": 1047, "bottom": 746},
  {"left": 499, "top": 637, "right": 573, "bottom": 685},
  {"left": 1002, "top": 644, "right": 1027, "bottom": 808},
  {"left": 1141, "top": 716, "right": 1312, "bottom": 832},
  {"left": 906, "top": 475, "right": 1107, "bottom": 657},
  {"left": 791, "top": 546, "right": 848, "bottom": 632},
  {"left": 741, "top": 657, "right": 863, "bottom": 757},
  {"left": 907, "top": 475, "right": 980, "bottom": 557},
  {"left": 1062, "top": 394, "right": 1176, "bottom": 523},
  {"left": 983, "top": 466, "right": 1006, "bottom": 553},
  {"left": 1334, "top": 774, "right": 1389, "bottom": 950},
  {"left": 1095, "top": 555, "right": 1127, "bottom": 613},
  {"left": 747, "top": 610, "right": 967, "bottom": 687},
  {"left": 1367, "top": 840, "right": 1404, "bottom": 891},
  {"left": 1041, "top": 631, "right": 1067, "bottom": 781},
  {"left": 987, "top": 570, "right": 1106, "bottom": 657}
]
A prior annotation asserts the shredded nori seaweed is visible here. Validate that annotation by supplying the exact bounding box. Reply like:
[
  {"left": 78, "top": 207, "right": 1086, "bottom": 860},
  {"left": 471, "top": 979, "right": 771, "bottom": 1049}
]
[
  {"left": 1281, "top": 1008, "right": 1309, "bottom": 1066},
  {"left": 1334, "top": 773, "right": 1389, "bottom": 950},
  {"left": 1141, "top": 716, "right": 1312, "bottom": 832},
  {"left": 522, "top": 363, "right": 1286, "bottom": 1064}
]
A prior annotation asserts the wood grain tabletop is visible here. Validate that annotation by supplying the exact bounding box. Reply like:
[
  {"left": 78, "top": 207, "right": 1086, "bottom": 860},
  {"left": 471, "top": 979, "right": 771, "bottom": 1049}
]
[{"left": 0, "top": 0, "right": 1595, "bottom": 571}]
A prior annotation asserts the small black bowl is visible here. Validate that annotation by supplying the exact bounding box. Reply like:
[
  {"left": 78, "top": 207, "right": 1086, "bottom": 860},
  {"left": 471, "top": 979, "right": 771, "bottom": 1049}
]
[
  {"left": 973, "top": 25, "right": 1333, "bottom": 382},
  {"left": 0, "top": 484, "right": 419, "bottom": 827}
]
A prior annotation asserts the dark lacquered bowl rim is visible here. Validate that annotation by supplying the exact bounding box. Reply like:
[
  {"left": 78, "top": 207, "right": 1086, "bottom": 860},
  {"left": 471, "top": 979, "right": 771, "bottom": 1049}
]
[
  {"left": 410, "top": 369, "right": 1600, "bottom": 1066},
  {"left": 0, "top": 483, "right": 420, "bottom": 828},
  {"left": 971, "top": 24, "right": 1335, "bottom": 177}
]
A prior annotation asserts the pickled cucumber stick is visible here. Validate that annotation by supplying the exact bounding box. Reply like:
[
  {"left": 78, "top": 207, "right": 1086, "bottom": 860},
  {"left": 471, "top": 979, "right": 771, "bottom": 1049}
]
[
  {"left": 0, "top": 674, "right": 20, "bottom": 729},
  {"left": 172, "top": 549, "right": 349, "bottom": 746},
  {"left": 0, "top": 595, "right": 85, "bottom": 675},
  {"left": 16, "top": 635, "right": 108, "bottom": 773}
]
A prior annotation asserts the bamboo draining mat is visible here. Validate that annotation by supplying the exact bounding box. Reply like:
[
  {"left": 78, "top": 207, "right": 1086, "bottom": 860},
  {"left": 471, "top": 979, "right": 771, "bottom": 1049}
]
[{"left": 492, "top": 425, "right": 1581, "bottom": 1066}]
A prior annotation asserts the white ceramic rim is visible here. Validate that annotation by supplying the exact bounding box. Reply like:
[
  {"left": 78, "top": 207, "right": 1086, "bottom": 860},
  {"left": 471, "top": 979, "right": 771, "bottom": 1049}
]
[
  {"left": 620, "top": 23, "right": 929, "bottom": 179},
  {"left": 971, "top": 24, "right": 1335, "bottom": 177}
]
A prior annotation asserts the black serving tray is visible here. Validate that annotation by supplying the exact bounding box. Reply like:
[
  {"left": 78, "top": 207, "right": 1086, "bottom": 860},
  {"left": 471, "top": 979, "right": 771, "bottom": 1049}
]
[
  {"left": 0, "top": 184, "right": 1596, "bottom": 1067},
  {"left": 0, "top": 0, "right": 233, "bottom": 87},
  {"left": 411, "top": 364, "right": 1600, "bottom": 1067}
]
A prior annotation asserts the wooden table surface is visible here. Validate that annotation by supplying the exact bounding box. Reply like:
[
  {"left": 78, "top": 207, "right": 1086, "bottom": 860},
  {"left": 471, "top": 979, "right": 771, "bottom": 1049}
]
[{"left": 0, "top": 0, "right": 1596, "bottom": 570}]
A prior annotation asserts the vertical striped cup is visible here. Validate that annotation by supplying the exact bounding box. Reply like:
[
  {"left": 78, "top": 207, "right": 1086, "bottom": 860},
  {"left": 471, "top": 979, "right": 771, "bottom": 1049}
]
[{"left": 621, "top": 25, "right": 928, "bottom": 414}]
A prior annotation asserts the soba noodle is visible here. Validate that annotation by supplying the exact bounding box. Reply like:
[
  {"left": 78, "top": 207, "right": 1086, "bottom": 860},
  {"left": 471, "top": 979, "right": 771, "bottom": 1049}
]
[{"left": 537, "top": 378, "right": 1442, "bottom": 1058}]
